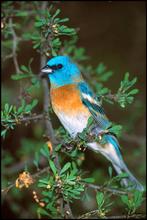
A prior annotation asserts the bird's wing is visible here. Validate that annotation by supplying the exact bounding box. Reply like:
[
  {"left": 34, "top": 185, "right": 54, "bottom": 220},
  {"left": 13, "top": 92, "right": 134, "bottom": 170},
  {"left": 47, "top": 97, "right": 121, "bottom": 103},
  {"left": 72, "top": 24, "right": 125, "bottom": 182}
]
[{"left": 77, "top": 81, "right": 111, "bottom": 130}]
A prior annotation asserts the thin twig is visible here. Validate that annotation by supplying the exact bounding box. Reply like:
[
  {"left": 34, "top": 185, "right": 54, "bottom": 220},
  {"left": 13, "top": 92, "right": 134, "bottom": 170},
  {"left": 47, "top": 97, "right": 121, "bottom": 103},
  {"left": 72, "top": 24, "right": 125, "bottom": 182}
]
[
  {"left": 102, "top": 93, "right": 118, "bottom": 102},
  {"left": 78, "top": 210, "right": 146, "bottom": 219},
  {"left": 85, "top": 183, "right": 129, "bottom": 195},
  {"left": 9, "top": 17, "right": 20, "bottom": 74},
  {"left": 1, "top": 114, "right": 44, "bottom": 124},
  {"left": 8, "top": 17, "right": 23, "bottom": 97}
]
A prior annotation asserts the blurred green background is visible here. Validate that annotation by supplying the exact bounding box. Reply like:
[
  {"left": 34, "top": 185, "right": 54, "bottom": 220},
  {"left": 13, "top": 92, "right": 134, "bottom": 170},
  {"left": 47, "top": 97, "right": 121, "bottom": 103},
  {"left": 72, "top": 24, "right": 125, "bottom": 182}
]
[{"left": 2, "top": 1, "right": 146, "bottom": 218}]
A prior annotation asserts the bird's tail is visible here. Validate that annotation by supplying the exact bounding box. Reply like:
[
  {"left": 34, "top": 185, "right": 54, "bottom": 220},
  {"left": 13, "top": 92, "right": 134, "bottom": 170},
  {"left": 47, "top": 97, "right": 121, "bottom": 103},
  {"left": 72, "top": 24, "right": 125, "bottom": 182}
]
[
  {"left": 88, "top": 134, "right": 144, "bottom": 191},
  {"left": 113, "top": 158, "right": 144, "bottom": 191}
]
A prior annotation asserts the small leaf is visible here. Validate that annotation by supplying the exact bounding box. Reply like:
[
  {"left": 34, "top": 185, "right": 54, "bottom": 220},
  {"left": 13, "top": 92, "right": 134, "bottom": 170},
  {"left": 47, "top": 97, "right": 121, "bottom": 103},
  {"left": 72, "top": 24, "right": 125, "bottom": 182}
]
[
  {"left": 40, "top": 144, "right": 50, "bottom": 159},
  {"left": 24, "top": 104, "right": 32, "bottom": 113},
  {"left": 11, "top": 73, "right": 31, "bottom": 80},
  {"left": 121, "top": 195, "right": 129, "bottom": 206},
  {"left": 31, "top": 99, "right": 38, "bottom": 108},
  {"left": 1, "top": 129, "right": 7, "bottom": 138},
  {"left": 116, "top": 172, "right": 129, "bottom": 179},
  {"left": 128, "top": 89, "right": 139, "bottom": 95},
  {"left": 55, "top": 143, "right": 62, "bottom": 152},
  {"left": 37, "top": 207, "right": 50, "bottom": 217},
  {"left": 35, "top": 21, "right": 43, "bottom": 27},
  {"left": 20, "top": 65, "right": 29, "bottom": 72},
  {"left": 108, "top": 166, "right": 113, "bottom": 178},
  {"left": 33, "top": 152, "right": 39, "bottom": 169},
  {"left": 52, "top": 9, "right": 61, "bottom": 19},
  {"left": 96, "top": 63, "right": 106, "bottom": 74},
  {"left": 60, "top": 162, "right": 71, "bottom": 175},
  {"left": 49, "top": 160, "right": 57, "bottom": 176},
  {"left": 15, "top": 11, "right": 28, "bottom": 17},
  {"left": 4, "top": 103, "right": 9, "bottom": 112},
  {"left": 96, "top": 192, "right": 104, "bottom": 208},
  {"left": 57, "top": 18, "right": 69, "bottom": 23},
  {"left": 83, "top": 177, "right": 95, "bottom": 183},
  {"left": 87, "top": 116, "right": 94, "bottom": 127}
]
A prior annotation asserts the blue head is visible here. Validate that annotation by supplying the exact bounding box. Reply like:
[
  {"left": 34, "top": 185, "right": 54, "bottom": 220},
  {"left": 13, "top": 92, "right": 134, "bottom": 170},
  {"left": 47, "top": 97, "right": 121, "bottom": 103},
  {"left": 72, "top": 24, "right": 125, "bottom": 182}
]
[{"left": 41, "top": 56, "right": 82, "bottom": 88}]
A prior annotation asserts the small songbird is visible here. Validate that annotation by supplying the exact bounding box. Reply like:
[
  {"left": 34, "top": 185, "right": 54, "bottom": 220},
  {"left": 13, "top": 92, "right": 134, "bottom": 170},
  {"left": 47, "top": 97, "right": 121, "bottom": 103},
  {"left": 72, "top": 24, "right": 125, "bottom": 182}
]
[{"left": 41, "top": 56, "right": 144, "bottom": 191}]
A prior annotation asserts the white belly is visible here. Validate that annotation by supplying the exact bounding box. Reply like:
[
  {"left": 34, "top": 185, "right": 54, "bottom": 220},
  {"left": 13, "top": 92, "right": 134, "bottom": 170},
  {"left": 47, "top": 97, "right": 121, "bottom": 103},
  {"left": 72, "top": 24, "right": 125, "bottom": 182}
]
[{"left": 55, "top": 111, "right": 89, "bottom": 138}]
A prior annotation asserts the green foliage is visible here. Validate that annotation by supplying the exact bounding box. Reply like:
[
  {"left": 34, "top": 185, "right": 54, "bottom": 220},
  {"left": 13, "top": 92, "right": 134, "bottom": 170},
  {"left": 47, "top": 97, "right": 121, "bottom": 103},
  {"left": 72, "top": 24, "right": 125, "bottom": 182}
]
[
  {"left": 121, "top": 191, "right": 144, "bottom": 215},
  {"left": 96, "top": 192, "right": 112, "bottom": 217},
  {"left": 37, "top": 160, "right": 93, "bottom": 218},
  {"left": 116, "top": 73, "right": 139, "bottom": 108},
  {"left": 95, "top": 62, "right": 113, "bottom": 82},
  {"left": 11, "top": 58, "right": 34, "bottom": 79},
  {"left": 1, "top": 99, "right": 38, "bottom": 138},
  {"left": 32, "top": 6, "right": 76, "bottom": 56},
  {"left": 108, "top": 123, "right": 122, "bottom": 137}
]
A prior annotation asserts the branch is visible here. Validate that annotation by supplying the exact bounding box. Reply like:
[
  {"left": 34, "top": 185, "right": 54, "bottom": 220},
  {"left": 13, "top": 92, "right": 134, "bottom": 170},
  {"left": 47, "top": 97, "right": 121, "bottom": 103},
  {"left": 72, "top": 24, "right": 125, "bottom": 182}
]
[
  {"left": 39, "top": 2, "right": 73, "bottom": 218},
  {"left": 85, "top": 183, "right": 129, "bottom": 195},
  {"left": 102, "top": 92, "right": 118, "bottom": 102},
  {"left": 78, "top": 210, "right": 146, "bottom": 219},
  {"left": 1, "top": 113, "right": 44, "bottom": 124},
  {"left": 8, "top": 17, "right": 23, "bottom": 97},
  {"left": 9, "top": 17, "right": 20, "bottom": 74}
]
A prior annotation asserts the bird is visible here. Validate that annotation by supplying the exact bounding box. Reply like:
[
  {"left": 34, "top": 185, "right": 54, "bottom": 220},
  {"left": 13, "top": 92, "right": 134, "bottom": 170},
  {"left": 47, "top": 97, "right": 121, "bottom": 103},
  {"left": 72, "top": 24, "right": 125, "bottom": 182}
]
[{"left": 41, "top": 55, "right": 144, "bottom": 191}]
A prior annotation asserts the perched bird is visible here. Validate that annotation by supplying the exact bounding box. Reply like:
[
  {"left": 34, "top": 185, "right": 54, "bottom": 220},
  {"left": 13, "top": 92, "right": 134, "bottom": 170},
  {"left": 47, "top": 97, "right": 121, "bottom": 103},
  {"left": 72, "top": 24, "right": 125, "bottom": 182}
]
[{"left": 41, "top": 55, "right": 144, "bottom": 191}]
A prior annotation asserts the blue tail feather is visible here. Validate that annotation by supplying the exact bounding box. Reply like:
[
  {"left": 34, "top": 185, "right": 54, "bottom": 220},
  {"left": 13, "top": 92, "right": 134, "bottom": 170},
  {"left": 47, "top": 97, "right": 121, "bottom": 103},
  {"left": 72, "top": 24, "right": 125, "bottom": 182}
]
[{"left": 103, "top": 134, "right": 144, "bottom": 191}]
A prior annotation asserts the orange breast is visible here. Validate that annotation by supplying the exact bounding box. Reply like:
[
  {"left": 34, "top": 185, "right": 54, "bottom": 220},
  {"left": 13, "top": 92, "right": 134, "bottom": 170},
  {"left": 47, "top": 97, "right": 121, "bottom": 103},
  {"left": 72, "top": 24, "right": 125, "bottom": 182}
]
[{"left": 50, "top": 84, "right": 90, "bottom": 116}]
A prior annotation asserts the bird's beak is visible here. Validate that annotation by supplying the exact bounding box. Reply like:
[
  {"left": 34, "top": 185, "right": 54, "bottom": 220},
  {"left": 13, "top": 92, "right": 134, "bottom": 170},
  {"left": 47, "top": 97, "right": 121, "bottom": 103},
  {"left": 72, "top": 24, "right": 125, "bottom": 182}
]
[{"left": 40, "top": 65, "right": 53, "bottom": 78}]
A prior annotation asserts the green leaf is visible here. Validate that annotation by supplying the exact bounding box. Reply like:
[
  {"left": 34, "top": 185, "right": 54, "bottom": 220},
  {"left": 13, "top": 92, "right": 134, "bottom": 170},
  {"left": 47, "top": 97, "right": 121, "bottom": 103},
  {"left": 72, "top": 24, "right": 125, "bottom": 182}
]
[
  {"left": 96, "top": 63, "right": 106, "bottom": 74},
  {"left": 108, "top": 166, "right": 113, "bottom": 178},
  {"left": 37, "top": 207, "right": 50, "bottom": 217},
  {"left": 40, "top": 144, "right": 50, "bottom": 159},
  {"left": 128, "top": 89, "right": 139, "bottom": 95},
  {"left": 96, "top": 192, "right": 104, "bottom": 208},
  {"left": 57, "top": 18, "right": 69, "bottom": 23},
  {"left": 134, "top": 191, "right": 144, "bottom": 208},
  {"left": 60, "top": 162, "right": 71, "bottom": 175},
  {"left": 15, "top": 11, "right": 28, "bottom": 17},
  {"left": 87, "top": 116, "right": 94, "bottom": 127},
  {"left": 20, "top": 65, "right": 29, "bottom": 72},
  {"left": 4, "top": 103, "right": 9, "bottom": 112},
  {"left": 98, "top": 71, "right": 113, "bottom": 82},
  {"left": 33, "top": 152, "right": 39, "bottom": 169},
  {"left": 35, "top": 21, "right": 43, "bottom": 27},
  {"left": 49, "top": 160, "right": 57, "bottom": 176},
  {"left": 121, "top": 195, "right": 129, "bottom": 206},
  {"left": 24, "top": 104, "right": 32, "bottom": 113},
  {"left": 116, "top": 172, "right": 129, "bottom": 179},
  {"left": 52, "top": 9, "right": 61, "bottom": 19},
  {"left": 55, "top": 143, "right": 62, "bottom": 152},
  {"left": 109, "top": 124, "right": 122, "bottom": 136},
  {"left": 31, "top": 99, "right": 38, "bottom": 108},
  {"left": 1, "top": 129, "right": 7, "bottom": 138},
  {"left": 33, "top": 42, "right": 41, "bottom": 49},
  {"left": 83, "top": 177, "right": 95, "bottom": 183},
  {"left": 11, "top": 73, "right": 31, "bottom": 80}
]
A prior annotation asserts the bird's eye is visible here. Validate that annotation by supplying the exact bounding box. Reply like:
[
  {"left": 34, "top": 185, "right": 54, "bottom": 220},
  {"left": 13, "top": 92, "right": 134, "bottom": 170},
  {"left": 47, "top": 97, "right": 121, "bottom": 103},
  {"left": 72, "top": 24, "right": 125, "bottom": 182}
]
[
  {"left": 51, "top": 64, "right": 63, "bottom": 70},
  {"left": 57, "top": 64, "right": 63, "bottom": 69}
]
